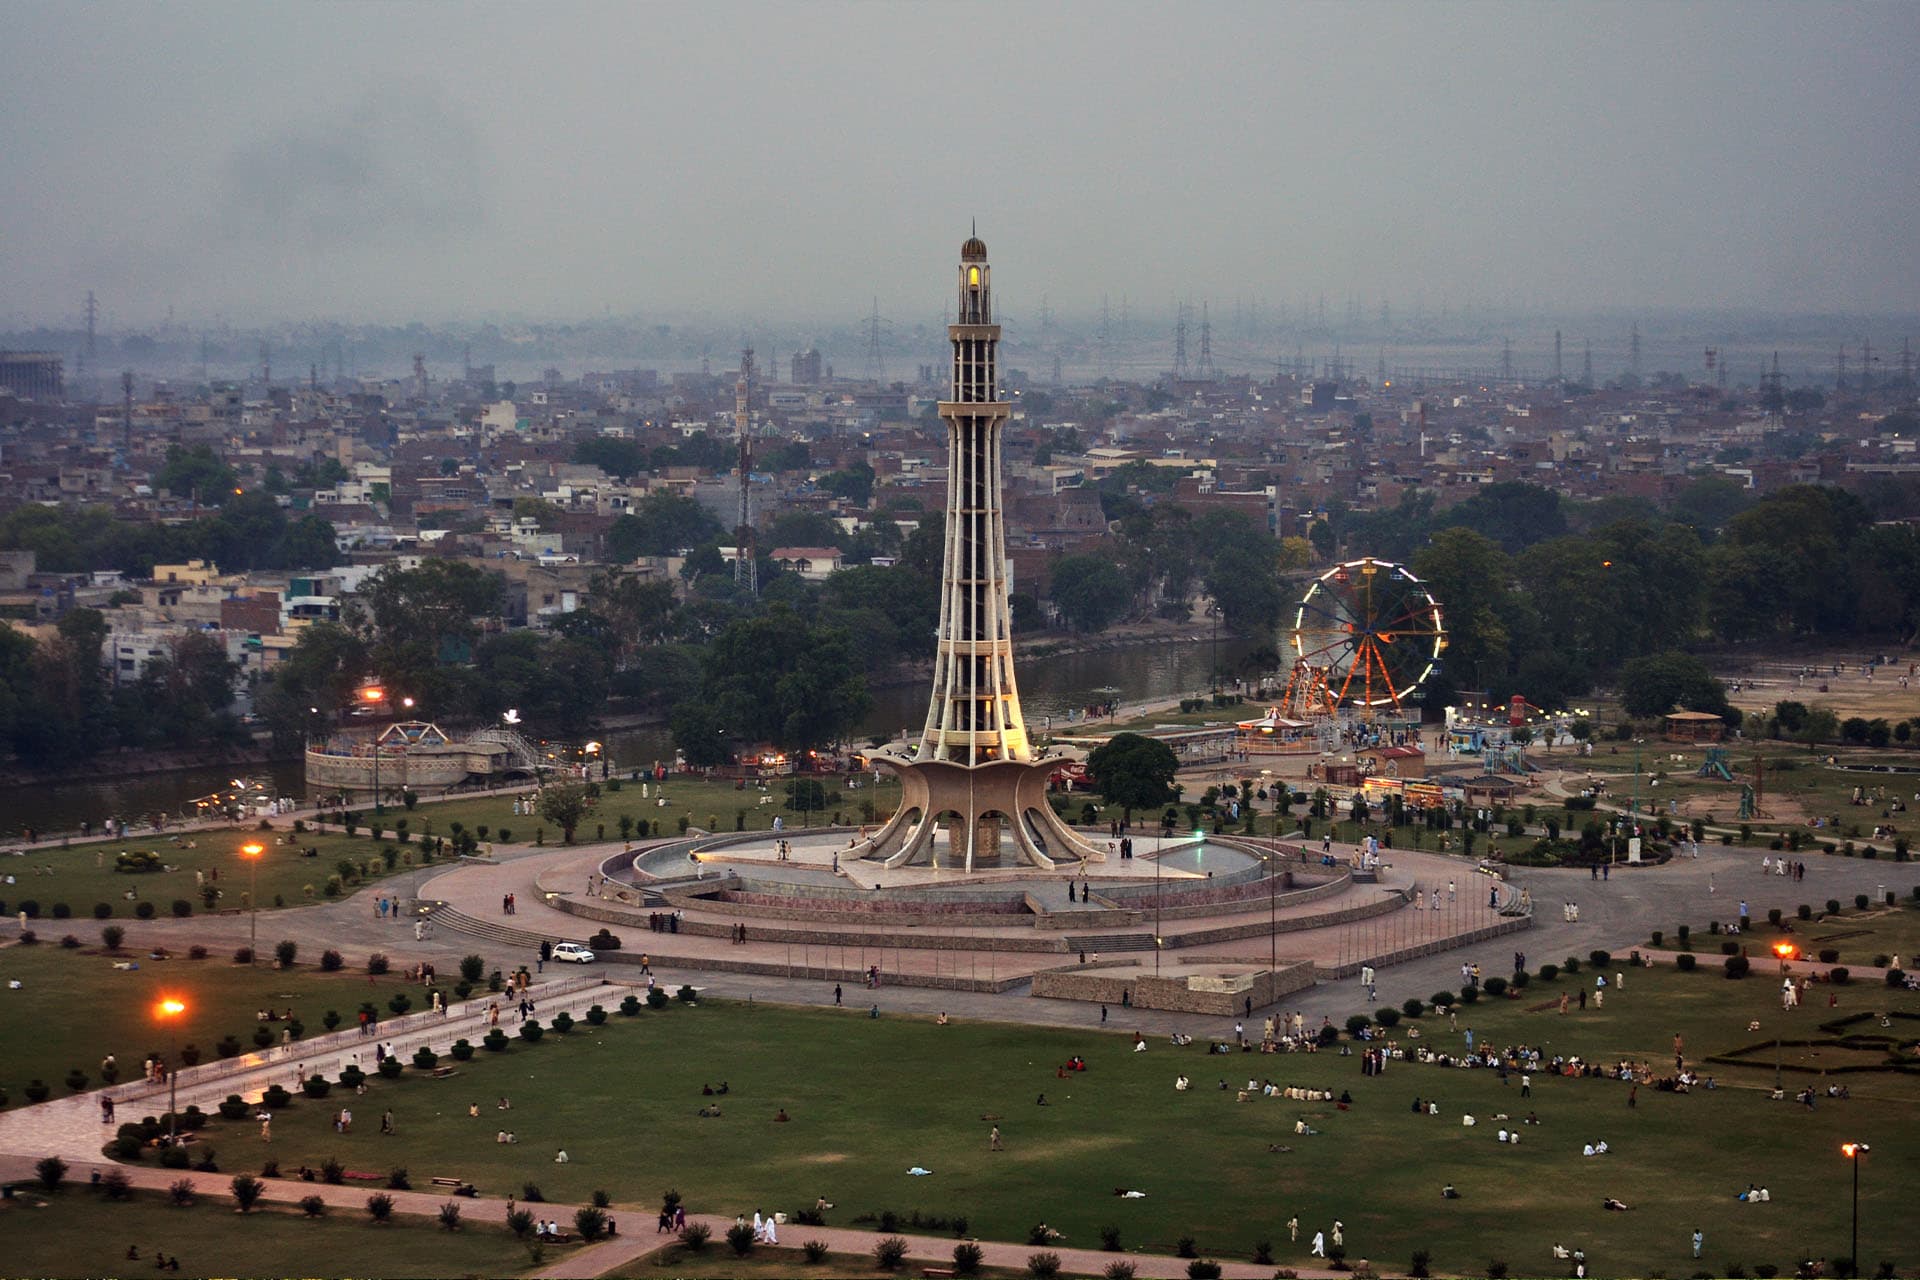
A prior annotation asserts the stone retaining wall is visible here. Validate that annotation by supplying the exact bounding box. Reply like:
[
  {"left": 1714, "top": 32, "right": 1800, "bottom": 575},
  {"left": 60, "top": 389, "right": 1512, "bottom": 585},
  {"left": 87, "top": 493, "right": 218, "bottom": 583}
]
[
  {"left": 1031, "top": 962, "right": 1319, "bottom": 1015},
  {"left": 550, "top": 894, "right": 1070, "bottom": 953}
]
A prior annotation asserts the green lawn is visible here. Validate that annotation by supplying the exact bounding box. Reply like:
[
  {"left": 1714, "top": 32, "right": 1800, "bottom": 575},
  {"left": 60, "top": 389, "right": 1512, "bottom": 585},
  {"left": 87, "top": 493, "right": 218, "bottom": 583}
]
[
  {"left": 0, "top": 943, "right": 440, "bottom": 1109},
  {"left": 0, "top": 826, "right": 433, "bottom": 924},
  {"left": 0, "top": 1187, "right": 542, "bottom": 1278},
  {"left": 388, "top": 774, "right": 904, "bottom": 847},
  {"left": 158, "top": 974, "right": 1920, "bottom": 1278},
  {"left": 601, "top": 1244, "right": 1049, "bottom": 1279},
  {"left": 1658, "top": 899, "right": 1920, "bottom": 972}
]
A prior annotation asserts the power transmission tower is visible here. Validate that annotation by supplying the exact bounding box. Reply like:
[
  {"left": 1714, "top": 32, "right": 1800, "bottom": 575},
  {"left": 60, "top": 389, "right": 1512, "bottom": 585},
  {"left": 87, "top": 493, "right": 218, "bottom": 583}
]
[
  {"left": 1195, "top": 302, "right": 1217, "bottom": 379},
  {"left": 260, "top": 341, "right": 271, "bottom": 389},
  {"left": 1836, "top": 347, "right": 1848, "bottom": 393},
  {"left": 121, "top": 370, "right": 133, "bottom": 455},
  {"left": 863, "top": 298, "right": 889, "bottom": 382},
  {"left": 1098, "top": 296, "right": 1113, "bottom": 378},
  {"left": 1861, "top": 338, "right": 1875, "bottom": 393},
  {"left": 1628, "top": 322, "right": 1641, "bottom": 381},
  {"left": 734, "top": 348, "right": 758, "bottom": 595},
  {"left": 1501, "top": 337, "right": 1513, "bottom": 383},
  {"left": 1172, "top": 303, "right": 1189, "bottom": 379},
  {"left": 1761, "top": 351, "right": 1785, "bottom": 414}
]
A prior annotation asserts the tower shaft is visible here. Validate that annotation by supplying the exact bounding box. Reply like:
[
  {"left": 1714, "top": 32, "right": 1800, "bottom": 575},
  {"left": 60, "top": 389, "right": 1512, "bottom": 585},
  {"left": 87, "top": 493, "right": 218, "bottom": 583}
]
[{"left": 921, "top": 246, "right": 1028, "bottom": 766}]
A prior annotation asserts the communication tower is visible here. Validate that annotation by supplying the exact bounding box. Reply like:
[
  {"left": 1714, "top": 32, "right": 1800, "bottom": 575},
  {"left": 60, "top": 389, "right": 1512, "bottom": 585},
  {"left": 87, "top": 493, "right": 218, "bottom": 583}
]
[
  {"left": 734, "top": 347, "right": 758, "bottom": 595},
  {"left": 1195, "top": 302, "right": 1217, "bottom": 379}
]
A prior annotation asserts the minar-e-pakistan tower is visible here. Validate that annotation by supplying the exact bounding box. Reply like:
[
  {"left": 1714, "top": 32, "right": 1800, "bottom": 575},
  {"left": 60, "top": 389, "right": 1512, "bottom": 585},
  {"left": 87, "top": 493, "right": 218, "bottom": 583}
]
[{"left": 859, "top": 233, "right": 1103, "bottom": 872}]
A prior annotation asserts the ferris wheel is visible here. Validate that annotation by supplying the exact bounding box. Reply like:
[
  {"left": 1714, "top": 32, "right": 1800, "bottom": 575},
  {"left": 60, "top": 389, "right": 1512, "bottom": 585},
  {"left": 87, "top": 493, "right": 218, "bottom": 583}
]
[{"left": 1289, "top": 557, "right": 1447, "bottom": 713}]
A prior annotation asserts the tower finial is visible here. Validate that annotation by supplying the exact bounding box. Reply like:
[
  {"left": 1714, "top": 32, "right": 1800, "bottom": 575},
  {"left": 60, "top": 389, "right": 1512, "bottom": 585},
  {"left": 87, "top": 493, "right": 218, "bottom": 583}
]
[{"left": 972, "top": 217, "right": 976, "bottom": 236}]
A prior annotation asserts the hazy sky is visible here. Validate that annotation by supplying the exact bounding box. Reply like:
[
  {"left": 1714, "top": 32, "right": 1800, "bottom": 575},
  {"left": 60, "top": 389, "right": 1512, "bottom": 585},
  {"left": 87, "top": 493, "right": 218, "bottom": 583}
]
[{"left": 2, "top": 1, "right": 1915, "bottom": 328}]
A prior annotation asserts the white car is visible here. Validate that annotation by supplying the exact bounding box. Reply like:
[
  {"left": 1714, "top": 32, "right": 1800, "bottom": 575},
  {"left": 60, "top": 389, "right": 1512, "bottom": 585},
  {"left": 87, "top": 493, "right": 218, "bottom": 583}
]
[{"left": 550, "top": 942, "right": 597, "bottom": 964}]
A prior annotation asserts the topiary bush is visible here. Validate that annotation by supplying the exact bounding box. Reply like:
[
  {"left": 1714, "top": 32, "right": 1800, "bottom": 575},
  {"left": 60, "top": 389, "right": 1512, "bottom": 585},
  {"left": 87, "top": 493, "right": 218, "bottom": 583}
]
[
  {"left": 320, "top": 949, "right": 343, "bottom": 972},
  {"left": 727, "top": 1223, "right": 756, "bottom": 1255},
  {"left": 366, "top": 1192, "right": 393, "bottom": 1222},
  {"left": 520, "top": 1020, "right": 544, "bottom": 1042},
  {"left": 1484, "top": 976, "right": 1508, "bottom": 997},
  {"left": 1725, "top": 955, "right": 1751, "bottom": 979},
  {"left": 954, "top": 1241, "right": 985, "bottom": 1275},
  {"left": 1830, "top": 967, "right": 1850, "bottom": 984},
  {"left": 1677, "top": 953, "right": 1697, "bottom": 971},
  {"left": 1401, "top": 997, "right": 1425, "bottom": 1018},
  {"left": 1376, "top": 1006, "right": 1401, "bottom": 1027},
  {"left": 1538, "top": 963, "right": 1559, "bottom": 981},
  {"left": 1028, "top": 1252, "right": 1062, "bottom": 1279},
  {"left": 679, "top": 1222, "right": 712, "bottom": 1251},
  {"left": 1458, "top": 986, "right": 1480, "bottom": 1004}
]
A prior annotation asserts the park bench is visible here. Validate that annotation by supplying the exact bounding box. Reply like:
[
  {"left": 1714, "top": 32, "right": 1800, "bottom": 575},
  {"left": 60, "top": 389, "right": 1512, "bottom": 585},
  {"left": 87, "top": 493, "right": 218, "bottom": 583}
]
[
  {"left": 429, "top": 1176, "right": 464, "bottom": 1189},
  {"left": 432, "top": 1066, "right": 459, "bottom": 1079},
  {"left": 922, "top": 1269, "right": 957, "bottom": 1278}
]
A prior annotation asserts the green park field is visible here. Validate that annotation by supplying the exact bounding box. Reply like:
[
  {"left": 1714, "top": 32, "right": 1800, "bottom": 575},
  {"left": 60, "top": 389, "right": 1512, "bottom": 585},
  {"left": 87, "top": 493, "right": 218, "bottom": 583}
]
[
  {"left": 0, "top": 1187, "right": 539, "bottom": 1278},
  {"left": 0, "top": 943, "right": 431, "bottom": 1109},
  {"left": 138, "top": 963, "right": 1920, "bottom": 1278},
  {"left": 0, "top": 826, "right": 431, "bottom": 924}
]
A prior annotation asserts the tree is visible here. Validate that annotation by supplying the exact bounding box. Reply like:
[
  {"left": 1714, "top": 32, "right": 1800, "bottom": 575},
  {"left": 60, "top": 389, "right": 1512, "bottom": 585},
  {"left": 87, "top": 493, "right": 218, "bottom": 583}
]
[
  {"left": 1617, "top": 651, "right": 1731, "bottom": 721},
  {"left": 818, "top": 463, "right": 876, "bottom": 507},
  {"left": 674, "top": 606, "right": 872, "bottom": 762},
  {"left": 607, "top": 494, "right": 724, "bottom": 561},
  {"left": 537, "top": 781, "right": 592, "bottom": 844},
  {"left": 1051, "top": 556, "right": 1130, "bottom": 633},
  {"left": 572, "top": 437, "right": 647, "bottom": 480},
  {"left": 1087, "top": 733, "right": 1179, "bottom": 825},
  {"left": 155, "top": 444, "right": 237, "bottom": 506}
]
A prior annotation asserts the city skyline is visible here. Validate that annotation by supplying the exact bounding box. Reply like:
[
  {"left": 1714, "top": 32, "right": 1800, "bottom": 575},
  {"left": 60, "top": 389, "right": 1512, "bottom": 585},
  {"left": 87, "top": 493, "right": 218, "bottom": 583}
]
[{"left": 1, "top": 1, "right": 1916, "bottom": 327}]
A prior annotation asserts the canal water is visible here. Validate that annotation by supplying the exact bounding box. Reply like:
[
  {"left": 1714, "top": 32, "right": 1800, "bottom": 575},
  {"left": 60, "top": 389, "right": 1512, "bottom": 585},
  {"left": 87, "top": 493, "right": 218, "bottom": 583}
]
[{"left": 0, "top": 636, "right": 1254, "bottom": 838}]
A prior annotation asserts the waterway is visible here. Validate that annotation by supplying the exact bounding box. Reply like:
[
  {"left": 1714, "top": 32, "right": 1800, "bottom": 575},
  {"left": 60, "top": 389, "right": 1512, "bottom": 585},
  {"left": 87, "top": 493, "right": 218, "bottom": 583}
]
[{"left": 0, "top": 635, "right": 1255, "bottom": 839}]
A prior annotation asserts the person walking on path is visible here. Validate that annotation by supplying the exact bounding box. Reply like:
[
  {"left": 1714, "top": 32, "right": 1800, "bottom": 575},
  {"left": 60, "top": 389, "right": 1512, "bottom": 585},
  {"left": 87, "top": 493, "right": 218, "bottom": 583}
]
[
  {"left": 1311, "top": 1230, "right": 1326, "bottom": 1258},
  {"left": 833, "top": 984, "right": 842, "bottom": 1007},
  {"left": 1288, "top": 1216, "right": 1298, "bottom": 1244},
  {"left": 1692, "top": 1229, "right": 1704, "bottom": 1259},
  {"left": 989, "top": 1125, "right": 1003, "bottom": 1151}
]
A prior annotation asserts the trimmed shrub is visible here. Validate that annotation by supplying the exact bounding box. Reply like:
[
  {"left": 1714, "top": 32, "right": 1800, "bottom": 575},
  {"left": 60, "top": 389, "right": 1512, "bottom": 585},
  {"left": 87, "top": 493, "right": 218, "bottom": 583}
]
[
  {"left": 300, "top": 1194, "right": 326, "bottom": 1217},
  {"left": 484, "top": 1029, "right": 509, "bottom": 1052},
  {"left": 874, "top": 1236, "right": 910, "bottom": 1270},
  {"left": 1509, "top": 969, "right": 1530, "bottom": 988},
  {"left": 677, "top": 984, "right": 698, "bottom": 1004},
  {"left": 1401, "top": 997, "right": 1425, "bottom": 1018},
  {"left": 412, "top": 1047, "right": 438, "bottom": 1070},
  {"left": 274, "top": 939, "right": 298, "bottom": 967},
  {"left": 302, "top": 1075, "right": 331, "bottom": 1099},
  {"left": 575, "top": 1206, "right": 608, "bottom": 1242},
  {"left": 803, "top": 1239, "right": 830, "bottom": 1263},
  {"left": 520, "top": 1020, "right": 544, "bottom": 1042},
  {"left": 1820, "top": 948, "right": 1841, "bottom": 964},
  {"left": 647, "top": 988, "right": 670, "bottom": 1009},
  {"left": 954, "top": 1242, "right": 985, "bottom": 1275},
  {"left": 1830, "top": 967, "right": 1851, "bottom": 984},
  {"left": 551, "top": 1011, "right": 574, "bottom": 1034},
  {"left": 1028, "top": 1252, "right": 1063, "bottom": 1279},
  {"left": 619, "top": 994, "right": 642, "bottom": 1016},
  {"left": 1458, "top": 986, "right": 1481, "bottom": 1004},
  {"left": 366, "top": 952, "right": 390, "bottom": 975},
  {"left": 679, "top": 1222, "right": 712, "bottom": 1251},
  {"left": 1185, "top": 1263, "right": 1222, "bottom": 1280},
  {"left": 585, "top": 1004, "right": 608, "bottom": 1026},
  {"left": 1798, "top": 904, "right": 1813, "bottom": 920},
  {"left": 1538, "top": 963, "right": 1559, "bottom": 981},
  {"left": 1725, "top": 955, "right": 1751, "bottom": 979},
  {"left": 230, "top": 1173, "right": 264, "bottom": 1212},
  {"left": 1590, "top": 949, "right": 1612, "bottom": 967},
  {"left": 366, "top": 1192, "right": 394, "bottom": 1222},
  {"left": 319, "top": 949, "right": 343, "bottom": 972},
  {"left": 388, "top": 1168, "right": 411, "bottom": 1191},
  {"left": 1484, "top": 976, "right": 1508, "bottom": 997},
  {"left": 1431, "top": 990, "right": 1456, "bottom": 1008},
  {"left": 101, "top": 924, "right": 125, "bottom": 951},
  {"left": 1176, "top": 1236, "right": 1199, "bottom": 1258},
  {"left": 727, "top": 1223, "right": 756, "bottom": 1255},
  {"left": 450, "top": 1039, "right": 474, "bottom": 1061},
  {"left": 1376, "top": 1006, "right": 1401, "bottom": 1027},
  {"left": 1677, "top": 953, "right": 1698, "bottom": 972},
  {"left": 438, "top": 1200, "right": 461, "bottom": 1231},
  {"left": 1104, "top": 1265, "right": 1138, "bottom": 1280}
]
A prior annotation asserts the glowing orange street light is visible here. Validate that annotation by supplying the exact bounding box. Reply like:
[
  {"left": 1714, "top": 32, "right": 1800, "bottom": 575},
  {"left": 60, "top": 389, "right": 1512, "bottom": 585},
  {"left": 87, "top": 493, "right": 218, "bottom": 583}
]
[
  {"left": 240, "top": 841, "right": 265, "bottom": 964},
  {"left": 360, "top": 687, "right": 388, "bottom": 811},
  {"left": 1773, "top": 942, "right": 1797, "bottom": 962},
  {"left": 1843, "top": 1142, "right": 1870, "bottom": 1271},
  {"left": 155, "top": 997, "right": 187, "bottom": 1143}
]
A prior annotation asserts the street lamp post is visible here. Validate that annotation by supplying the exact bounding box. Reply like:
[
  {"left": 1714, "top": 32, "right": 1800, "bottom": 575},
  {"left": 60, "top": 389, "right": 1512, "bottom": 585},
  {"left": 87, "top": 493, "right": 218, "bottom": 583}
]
[
  {"left": 360, "top": 686, "right": 386, "bottom": 812},
  {"left": 1774, "top": 942, "right": 1797, "bottom": 1089},
  {"left": 156, "top": 998, "right": 185, "bottom": 1144},
  {"left": 1843, "top": 1142, "right": 1869, "bottom": 1275},
  {"left": 239, "top": 841, "right": 265, "bottom": 962}
]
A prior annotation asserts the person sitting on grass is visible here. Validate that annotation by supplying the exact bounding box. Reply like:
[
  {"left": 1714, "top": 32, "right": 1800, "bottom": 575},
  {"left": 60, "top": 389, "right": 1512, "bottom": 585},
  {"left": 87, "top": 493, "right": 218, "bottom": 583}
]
[{"left": 1603, "top": 1197, "right": 1631, "bottom": 1211}]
